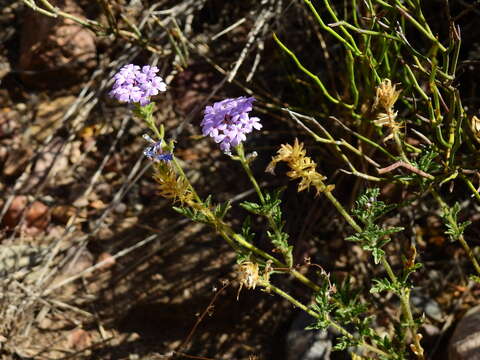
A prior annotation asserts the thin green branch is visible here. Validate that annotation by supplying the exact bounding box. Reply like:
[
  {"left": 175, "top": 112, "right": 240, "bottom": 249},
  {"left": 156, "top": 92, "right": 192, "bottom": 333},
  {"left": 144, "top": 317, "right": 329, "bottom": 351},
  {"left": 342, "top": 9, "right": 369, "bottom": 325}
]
[
  {"left": 304, "top": 0, "right": 362, "bottom": 56},
  {"left": 273, "top": 33, "right": 351, "bottom": 108}
]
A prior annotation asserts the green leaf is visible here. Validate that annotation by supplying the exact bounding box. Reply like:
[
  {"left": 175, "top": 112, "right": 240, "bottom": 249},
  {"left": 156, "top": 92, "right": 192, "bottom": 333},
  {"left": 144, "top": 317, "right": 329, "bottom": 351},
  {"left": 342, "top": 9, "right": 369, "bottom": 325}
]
[
  {"left": 352, "top": 188, "right": 396, "bottom": 225},
  {"left": 370, "top": 278, "right": 395, "bottom": 293},
  {"left": 214, "top": 201, "right": 232, "bottom": 220},
  {"left": 241, "top": 216, "right": 255, "bottom": 243},
  {"left": 332, "top": 335, "right": 352, "bottom": 351},
  {"left": 133, "top": 102, "right": 155, "bottom": 119},
  {"left": 172, "top": 206, "right": 208, "bottom": 223},
  {"left": 441, "top": 202, "right": 471, "bottom": 241},
  {"left": 469, "top": 275, "right": 480, "bottom": 283},
  {"left": 240, "top": 201, "right": 262, "bottom": 214}
]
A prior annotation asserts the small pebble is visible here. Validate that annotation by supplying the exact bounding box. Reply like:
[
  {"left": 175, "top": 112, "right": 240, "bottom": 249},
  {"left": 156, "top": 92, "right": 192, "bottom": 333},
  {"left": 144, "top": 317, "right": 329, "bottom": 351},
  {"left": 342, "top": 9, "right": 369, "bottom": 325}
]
[{"left": 114, "top": 202, "right": 127, "bottom": 214}]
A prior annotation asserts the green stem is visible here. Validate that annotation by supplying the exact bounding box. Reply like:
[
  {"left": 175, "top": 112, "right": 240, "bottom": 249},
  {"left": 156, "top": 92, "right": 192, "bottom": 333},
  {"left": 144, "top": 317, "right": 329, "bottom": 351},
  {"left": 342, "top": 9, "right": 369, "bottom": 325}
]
[
  {"left": 322, "top": 0, "right": 361, "bottom": 54},
  {"left": 324, "top": 190, "right": 362, "bottom": 232},
  {"left": 236, "top": 145, "right": 265, "bottom": 203},
  {"left": 236, "top": 144, "right": 293, "bottom": 266},
  {"left": 346, "top": 50, "right": 359, "bottom": 107},
  {"left": 172, "top": 156, "right": 202, "bottom": 204},
  {"left": 274, "top": 33, "right": 351, "bottom": 109},
  {"left": 304, "top": 0, "right": 361, "bottom": 56},
  {"left": 331, "top": 20, "right": 400, "bottom": 40},
  {"left": 458, "top": 235, "right": 480, "bottom": 275},
  {"left": 393, "top": 125, "right": 409, "bottom": 163},
  {"left": 461, "top": 174, "right": 480, "bottom": 203},
  {"left": 395, "top": 4, "right": 447, "bottom": 52}
]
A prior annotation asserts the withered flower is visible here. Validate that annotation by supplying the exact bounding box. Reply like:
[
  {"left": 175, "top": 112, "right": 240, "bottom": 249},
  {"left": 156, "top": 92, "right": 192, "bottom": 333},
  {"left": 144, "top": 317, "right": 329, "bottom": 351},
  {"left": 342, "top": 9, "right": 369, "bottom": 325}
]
[
  {"left": 266, "top": 139, "right": 334, "bottom": 195},
  {"left": 372, "top": 79, "right": 403, "bottom": 141},
  {"left": 373, "top": 79, "right": 401, "bottom": 114},
  {"left": 153, "top": 164, "right": 194, "bottom": 205},
  {"left": 470, "top": 115, "right": 480, "bottom": 141},
  {"left": 237, "top": 261, "right": 260, "bottom": 299}
]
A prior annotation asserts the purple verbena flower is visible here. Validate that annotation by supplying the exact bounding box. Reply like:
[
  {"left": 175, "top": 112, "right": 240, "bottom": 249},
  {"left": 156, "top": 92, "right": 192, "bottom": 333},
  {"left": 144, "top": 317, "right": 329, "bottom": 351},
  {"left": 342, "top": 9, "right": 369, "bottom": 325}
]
[
  {"left": 143, "top": 135, "right": 172, "bottom": 162},
  {"left": 110, "top": 64, "right": 167, "bottom": 106},
  {"left": 201, "top": 96, "right": 262, "bottom": 154}
]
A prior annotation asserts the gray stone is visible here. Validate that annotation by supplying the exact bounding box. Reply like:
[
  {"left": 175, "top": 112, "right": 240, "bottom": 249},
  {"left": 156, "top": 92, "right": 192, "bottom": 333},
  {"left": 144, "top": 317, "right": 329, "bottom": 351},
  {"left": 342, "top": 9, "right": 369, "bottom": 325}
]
[
  {"left": 286, "top": 312, "right": 332, "bottom": 360},
  {"left": 449, "top": 305, "right": 480, "bottom": 360}
]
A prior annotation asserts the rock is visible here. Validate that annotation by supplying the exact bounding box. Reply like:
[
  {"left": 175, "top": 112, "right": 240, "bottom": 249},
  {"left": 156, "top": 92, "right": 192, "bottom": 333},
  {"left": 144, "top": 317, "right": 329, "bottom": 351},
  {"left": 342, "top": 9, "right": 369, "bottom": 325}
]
[
  {"left": 51, "top": 204, "right": 76, "bottom": 224},
  {"left": 18, "top": 0, "right": 97, "bottom": 88},
  {"left": 411, "top": 290, "right": 444, "bottom": 322},
  {"left": 286, "top": 312, "right": 332, "bottom": 360},
  {"left": 113, "top": 202, "right": 127, "bottom": 214},
  {"left": 67, "top": 328, "right": 91, "bottom": 350},
  {"left": 25, "top": 201, "right": 49, "bottom": 228},
  {"left": 449, "top": 305, "right": 480, "bottom": 360},
  {"left": 2, "top": 195, "right": 27, "bottom": 228}
]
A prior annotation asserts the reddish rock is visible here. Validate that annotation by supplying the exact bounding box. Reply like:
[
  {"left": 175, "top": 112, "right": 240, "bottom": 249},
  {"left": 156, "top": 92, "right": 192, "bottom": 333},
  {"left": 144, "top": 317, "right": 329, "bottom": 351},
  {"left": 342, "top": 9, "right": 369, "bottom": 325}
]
[
  {"left": 19, "top": 0, "right": 97, "bottom": 88},
  {"left": 2, "top": 195, "right": 28, "bottom": 229},
  {"left": 2, "top": 196, "right": 50, "bottom": 234},
  {"left": 25, "top": 201, "right": 50, "bottom": 230}
]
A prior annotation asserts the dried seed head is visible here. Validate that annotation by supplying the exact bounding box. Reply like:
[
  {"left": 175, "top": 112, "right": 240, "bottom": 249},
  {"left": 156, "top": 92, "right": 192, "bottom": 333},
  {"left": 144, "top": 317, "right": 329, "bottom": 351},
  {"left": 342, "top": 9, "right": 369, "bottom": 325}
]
[
  {"left": 238, "top": 262, "right": 260, "bottom": 290},
  {"left": 471, "top": 115, "right": 480, "bottom": 140},
  {"left": 153, "top": 164, "right": 194, "bottom": 205},
  {"left": 373, "top": 111, "right": 399, "bottom": 127},
  {"left": 373, "top": 79, "right": 401, "bottom": 113},
  {"left": 266, "top": 139, "right": 333, "bottom": 195}
]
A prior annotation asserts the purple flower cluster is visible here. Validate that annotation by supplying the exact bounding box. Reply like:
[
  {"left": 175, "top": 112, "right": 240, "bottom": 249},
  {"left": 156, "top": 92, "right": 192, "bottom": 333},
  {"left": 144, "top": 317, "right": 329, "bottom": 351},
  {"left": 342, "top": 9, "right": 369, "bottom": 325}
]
[
  {"left": 201, "top": 96, "right": 262, "bottom": 154},
  {"left": 143, "top": 135, "right": 173, "bottom": 162},
  {"left": 109, "top": 64, "right": 167, "bottom": 106}
]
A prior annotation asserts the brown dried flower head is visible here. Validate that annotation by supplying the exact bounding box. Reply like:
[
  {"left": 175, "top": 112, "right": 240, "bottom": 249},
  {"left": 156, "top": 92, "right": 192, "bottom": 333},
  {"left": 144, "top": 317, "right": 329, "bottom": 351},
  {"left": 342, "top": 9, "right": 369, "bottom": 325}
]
[
  {"left": 237, "top": 261, "right": 260, "bottom": 299},
  {"left": 266, "top": 139, "right": 334, "bottom": 195},
  {"left": 470, "top": 115, "right": 480, "bottom": 141},
  {"left": 372, "top": 79, "right": 403, "bottom": 141},
  {"left": 153, "top": 163, "right": 194, "bottom": 204},
  {"left": 373, "top": 79, "right": 401, "bottom": 113}
]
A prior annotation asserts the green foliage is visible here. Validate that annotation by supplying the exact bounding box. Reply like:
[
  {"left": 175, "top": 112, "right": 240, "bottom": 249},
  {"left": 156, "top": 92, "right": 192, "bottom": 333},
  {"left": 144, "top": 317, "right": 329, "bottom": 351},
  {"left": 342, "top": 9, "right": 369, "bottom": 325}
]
[
  {"left": 213, "top": 200, "right": 232, "bottom": 220},
  {"left": 142, "top": 0, "right": 480, "bottom": 357},
  {"left": 469, "top": 275, "right": 480, "bottom": 284},
  {"left": 416, "top": 148, "right": 440, "bottom": 174},
  {"left": 241, "top": 216, "right": 255, "bottom": 243},
  {"left": 240, "top": 189, "right": 293, "bottom": 266},
  {"left": 334, "top": 280, "right": 368, "bottom": 323},
  {"left": 348, "top": 188, "right": 403, "bottom": 264},
  {"left": 172, "top": 205, "right": 209, "bottom": 223},
  {"left": 22, "top": 0, "right": 480, "bottom": 358},
  {"left": 133, "top": 102, "right": 155, "bottom": 119},
  {"left": 441, "top": 202, "right": 471, "bottom": 242},
  {"left": 307, "top": 282, "right": 335, "bottom": 331},
  {"left": 239, "top": 189, "right": 283, "bottom": 217},
  {"left": 370, "top": 278, "right": 400, "bottom": 295},
  {"left": 351, "top": 188, "right": 396, "bottom": 225},
  {"left": 332, "top": 336, "right": 353, "bottom": 351}
]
